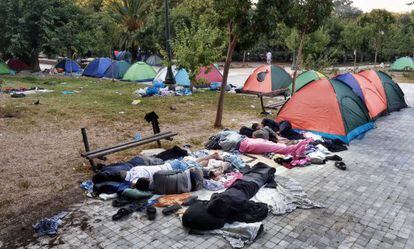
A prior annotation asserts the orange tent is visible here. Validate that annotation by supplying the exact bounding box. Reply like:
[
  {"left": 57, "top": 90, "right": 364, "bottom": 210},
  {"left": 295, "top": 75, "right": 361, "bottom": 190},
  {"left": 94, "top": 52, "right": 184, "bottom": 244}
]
[
  {"left": 335, "top": 73, "right": 387, "bottom": 119},
  {"left": 276, "top": 78, "right": 374, "bottom": 143},
  {"left": 242, "top": 64, "right": 292, "bottom": 94}
]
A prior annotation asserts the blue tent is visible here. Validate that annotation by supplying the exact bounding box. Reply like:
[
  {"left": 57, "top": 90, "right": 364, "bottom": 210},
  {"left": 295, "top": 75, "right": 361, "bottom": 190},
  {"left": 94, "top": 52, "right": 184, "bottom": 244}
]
[
  {"left": 83, "top": 57, "right": 112, "bottom": 77},
  {"left": 116, "top": 51, "right": 132, "bottom": 62},
  {"left": 153, "top": 66, "right": 191, "bottom": 87},
  {"left": 103, "top": 61, "right": 131, "bottom": 79},
  {"left": 54, "top": 59, "right": 81, "bottom": 73}
]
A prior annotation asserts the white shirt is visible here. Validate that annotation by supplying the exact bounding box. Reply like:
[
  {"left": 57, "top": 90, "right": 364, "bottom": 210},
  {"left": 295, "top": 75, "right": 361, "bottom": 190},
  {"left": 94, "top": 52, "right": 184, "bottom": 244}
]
[
  {"left": 266, "top": 52, "right": 272, "bottom": 60},
  {"left": 125, "top": 163, "right": 172, "bottom": 184}
]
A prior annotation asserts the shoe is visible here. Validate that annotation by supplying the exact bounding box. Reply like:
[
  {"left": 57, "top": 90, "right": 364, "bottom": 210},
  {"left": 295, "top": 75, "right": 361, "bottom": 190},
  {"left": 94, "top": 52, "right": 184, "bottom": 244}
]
[
  {"left": 112, "top": 208, "right": 133, "bottom": 221},
  {"left": 182, "top": 196, "right": 198, "bottom": 206},
  {"left": 146, "top": 206, "right": 156, "bottom": 220},
  {"left": 335, "top": 161, "right": 346, "bottom": 170},
  {"left": 162, "top": 205, "right": 181, "bottom": 215},
  {"left": 112, "top": 198, "right": 132, "bottom": 207},
  {"left": 326, "top": 155, "right": 342, "bottom": 161}
]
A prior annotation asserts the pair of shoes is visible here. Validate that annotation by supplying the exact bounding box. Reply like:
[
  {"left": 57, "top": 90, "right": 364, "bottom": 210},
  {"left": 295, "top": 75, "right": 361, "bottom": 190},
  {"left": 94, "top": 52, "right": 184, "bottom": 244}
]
[
  {"left": 146, "top": 207, "right": 157, "bottom": 220},
  {"left": 162, "top": 205, "right": 181, "bottom": 215},
  {"left": 112, "top": 208, "right": 133, "bottom": 221},
  {"left": 335, "top": 161, "right": 346, "bottom": 170}
]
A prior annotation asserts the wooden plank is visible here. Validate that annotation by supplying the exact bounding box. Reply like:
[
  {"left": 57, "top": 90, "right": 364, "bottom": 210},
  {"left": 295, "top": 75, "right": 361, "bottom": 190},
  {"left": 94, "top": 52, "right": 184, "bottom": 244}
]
[
  {"left": 82, "top": 131, "right": 172, "bottom": 157},
  {"left": 85, "top": 133, "right": 178, "bottom": 159}
]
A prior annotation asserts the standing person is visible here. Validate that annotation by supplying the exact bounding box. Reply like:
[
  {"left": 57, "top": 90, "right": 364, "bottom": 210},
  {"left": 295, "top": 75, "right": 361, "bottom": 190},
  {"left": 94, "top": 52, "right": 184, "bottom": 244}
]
[{"left": 266, "top": 51, "right": 272, "bottom": 64}]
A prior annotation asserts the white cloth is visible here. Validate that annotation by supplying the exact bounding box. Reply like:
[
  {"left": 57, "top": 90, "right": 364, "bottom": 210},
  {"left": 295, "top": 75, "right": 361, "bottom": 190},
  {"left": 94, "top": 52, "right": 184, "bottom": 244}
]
[
  {"left": 125, "top": 164, "right": 172, "bottom": 184},
  {"left": 204, "top": 222, "right": 263, "bottom": 248},
  {"left": 252, "top": 176, "right": 324, "bottom": 215}
]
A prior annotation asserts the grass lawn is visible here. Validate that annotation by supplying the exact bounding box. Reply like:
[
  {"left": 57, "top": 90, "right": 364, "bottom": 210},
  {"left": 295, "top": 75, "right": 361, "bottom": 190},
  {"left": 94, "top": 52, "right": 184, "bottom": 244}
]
[{"left": 0, "top": 75, "right": 269, "bottom": 246}]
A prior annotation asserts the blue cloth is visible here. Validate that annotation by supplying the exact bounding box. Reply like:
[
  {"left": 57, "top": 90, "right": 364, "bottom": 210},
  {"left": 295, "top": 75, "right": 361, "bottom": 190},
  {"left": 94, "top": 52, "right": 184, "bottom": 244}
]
[
  {"left": 101, "top": 163, "right": 133, "bottom": 174},
  {"left": 33, "top": 212, "right": 68, "bottom": 236},
  {"left": 203, "top": 179, "right": 225, "bottom": 191},
  {"left": 223, "top": 153, "right": 245, "bottom": 169},
  {"left": 93, "top": 181, "right": 121, "bottom": 194},
  {"left": 191, "top": 150, "right": 210, "bottom": 158},
  {"left": 146, "top": 86, "right": 160, "bottom": 96},
  {"left": 80, "top": 180, "right": 94, "bottom": 193},
  {"left": 127, "top": 156, "right": 146, "bottom": 166},
  {"left": 169, "top": 159, "right": 189, "bottom": 171},
  {"left": 117, "top": 181, "right": 132, "bottom": 195}
]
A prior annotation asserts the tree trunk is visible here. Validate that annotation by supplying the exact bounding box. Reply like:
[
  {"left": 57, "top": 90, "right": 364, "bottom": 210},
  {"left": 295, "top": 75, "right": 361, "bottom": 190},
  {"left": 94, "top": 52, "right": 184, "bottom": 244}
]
[
  {"left": 30, "top": 50, "right": 40, "bottom": 72},
  {"left": 242, "top": 51, "right": 246, "bottom": 66},
  {"left": 214, "top": 24, "right": 238, "bottom": 128},
  {"left": 291, "top": 32, "right": 305, "bottom": 95},
  {"left": 374, "top": 49, "right": 378, "bottom": 65},
  {"left": 131, "top": 45, "right": 138, "bottom": 63},
  {"left": 354, "top": 49, "right": 357, "bottom": 68}
]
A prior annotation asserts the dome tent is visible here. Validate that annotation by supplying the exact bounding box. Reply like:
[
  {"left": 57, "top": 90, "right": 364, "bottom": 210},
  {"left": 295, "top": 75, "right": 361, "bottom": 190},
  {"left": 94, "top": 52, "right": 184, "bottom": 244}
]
[
  {"left": 0, "top": 60, "right": 11, "bottom": 75},
  {"left": 289, "top": 70, "right": 326, "bottom": 93},
  {"left": 335, "top": 73, "right": 387, "bottom": 119},
  {"left": 276, "top": 78, "right": 374, "bottom": 144},
  {"left": 83, "top": 57, "right": 112, "bottom": 78},
  {"left": 375, "top": 71, "right": 408, "bottom": 112},
  {"left": 390, "top": 57, "right": 414, "bottom": 71},
  {"left": 6, "top": 58, "right": 29, "bottom": 71},
  {"left": 122, "top": 61, "right": 156, "bottom": 82},
  {"left": 196, "top": 64, "right": 223, "bottom": 84},
  {"left": 103, "top": 61, "right": 130, "bottom": 79},
  {"left": 242, "top": 64, "right": 292, "bottom": 94},
  {"left": 54, "top": 58, "right": 81, "bottom": 73},
  {"left": 153, "top": 66, "right": 191, "bottom": 87},
  {"left": 146, "top": 55, "right": 163, "bottom": 66}
]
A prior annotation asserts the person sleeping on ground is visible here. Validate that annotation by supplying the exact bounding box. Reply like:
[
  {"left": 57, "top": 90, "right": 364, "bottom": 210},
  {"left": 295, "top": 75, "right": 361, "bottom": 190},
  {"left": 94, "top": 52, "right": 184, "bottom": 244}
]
[
  {"left": 92, "top": 152, "right": 236, "bottom": 194},
  {"left": 208, "top": 130, "right": 312, "bottom": 157},
  {"left": 251, "top": 123, "right": 278, "bottom": 143}
]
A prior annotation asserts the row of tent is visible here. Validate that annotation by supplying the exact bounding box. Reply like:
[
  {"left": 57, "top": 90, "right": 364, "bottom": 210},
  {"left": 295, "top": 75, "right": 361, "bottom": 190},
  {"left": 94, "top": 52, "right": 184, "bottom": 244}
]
[
  {"left": 242, "top": 65, "right": 407, "bottom": 143},
  {"left": 274, "top": 69, "right": 407, "bottom": 143},
  {"left": 54, "top": 57, "right": 224, "bottom": 85}
]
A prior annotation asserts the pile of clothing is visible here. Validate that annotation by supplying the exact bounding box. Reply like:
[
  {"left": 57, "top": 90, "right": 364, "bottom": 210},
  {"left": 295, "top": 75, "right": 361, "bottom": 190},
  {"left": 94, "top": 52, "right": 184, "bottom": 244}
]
[{"left": 134, "top": 82, "right": 192, "bottom": 97}]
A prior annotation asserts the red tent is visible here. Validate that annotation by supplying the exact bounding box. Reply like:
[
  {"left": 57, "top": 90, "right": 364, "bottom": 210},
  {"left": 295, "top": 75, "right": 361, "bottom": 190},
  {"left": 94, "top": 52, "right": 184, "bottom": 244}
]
[
  {"left": 196, "top": 64, "right": 223, "bottom": 84},
  {"left": 6, "top": 58, "right": 30, "bottom": 71}
]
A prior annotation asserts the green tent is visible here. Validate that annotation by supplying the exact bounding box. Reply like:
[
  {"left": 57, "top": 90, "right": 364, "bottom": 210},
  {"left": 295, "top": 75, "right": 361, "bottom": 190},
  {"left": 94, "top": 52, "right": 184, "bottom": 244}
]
[
  {"left": 290, "top": 70, "right": 327, "bottom": 92},
  {"left": 0, "top": 60, "right": 11, "bottom": 75},
  {"left": 122, "top": 62, "right": 156, "bottom": 82},
  {"left": 390, "top": 57, "right": 414, "bottom": 71},
  {"left": 376, "top": 71, "right": 408, "bottom": 112}
]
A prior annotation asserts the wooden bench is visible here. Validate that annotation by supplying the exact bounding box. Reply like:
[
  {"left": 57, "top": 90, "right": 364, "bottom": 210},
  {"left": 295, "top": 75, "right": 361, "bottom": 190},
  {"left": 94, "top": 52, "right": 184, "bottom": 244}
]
[
  {"left": 80, "top": 112, "right": 177, "bottom": 172},
  {"left": 244, "top": 88, "right": 289, "bottom": 114}
]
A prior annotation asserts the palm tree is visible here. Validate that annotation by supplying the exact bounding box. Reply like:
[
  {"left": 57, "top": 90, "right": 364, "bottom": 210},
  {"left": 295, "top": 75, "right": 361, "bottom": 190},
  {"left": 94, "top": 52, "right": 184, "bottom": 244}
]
[{"left": 111, "top": 0, "right": 149, "bottom": 61}]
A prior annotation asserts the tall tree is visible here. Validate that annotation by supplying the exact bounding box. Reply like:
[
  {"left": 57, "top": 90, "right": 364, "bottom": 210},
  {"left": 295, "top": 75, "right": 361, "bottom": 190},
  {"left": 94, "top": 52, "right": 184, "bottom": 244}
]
[
  {"left": 282, "top": 0, "right": 333, "bottom": 94},
  {"left": 213, "top": 0, "right": 253, "bottom": 127},
  {"left": 172, "top": 0, "right": 225, "bottom": 89},
  {"left": 340, "top": 21, "right": 364, "bottom": 66},
  {"left": 110, "top": 0, "right": 149, "bottom": 61},
  {"left": 358, "top": 9, "right": 395, "bottom": 64}
]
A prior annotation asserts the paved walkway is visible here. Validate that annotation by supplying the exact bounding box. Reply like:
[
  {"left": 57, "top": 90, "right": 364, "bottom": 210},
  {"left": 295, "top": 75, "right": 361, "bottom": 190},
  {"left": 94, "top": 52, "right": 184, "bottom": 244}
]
[{"left": 23, "top": 84, "right": 414, "bottom": 249}]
